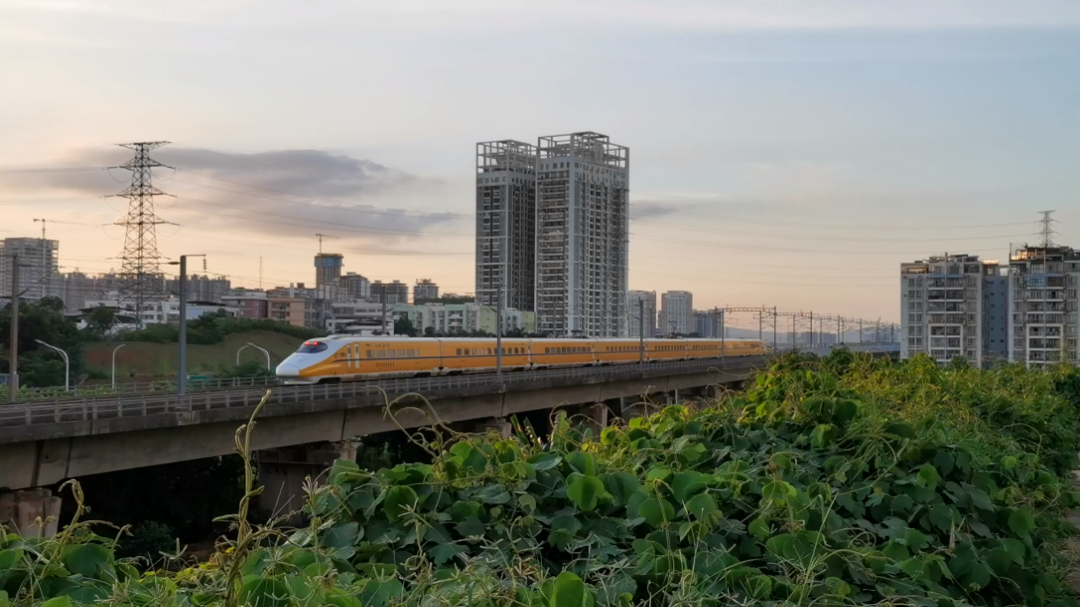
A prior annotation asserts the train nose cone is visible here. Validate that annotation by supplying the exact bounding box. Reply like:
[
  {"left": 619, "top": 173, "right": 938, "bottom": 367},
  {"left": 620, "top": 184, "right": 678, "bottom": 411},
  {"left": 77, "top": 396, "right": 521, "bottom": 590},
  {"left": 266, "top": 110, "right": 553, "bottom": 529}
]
[{"left": 275, "top": 361, "right": 300, "bottom": 377}]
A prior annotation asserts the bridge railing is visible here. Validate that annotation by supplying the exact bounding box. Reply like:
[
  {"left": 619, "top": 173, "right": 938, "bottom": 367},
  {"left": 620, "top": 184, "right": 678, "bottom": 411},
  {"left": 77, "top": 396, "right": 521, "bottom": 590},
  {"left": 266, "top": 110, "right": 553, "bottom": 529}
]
[
  {"left": 0, "top": 356, "right": 769, "bottom": 429},
  {"left": 0, "top": 375, "right": 281, "bottom": 404}
]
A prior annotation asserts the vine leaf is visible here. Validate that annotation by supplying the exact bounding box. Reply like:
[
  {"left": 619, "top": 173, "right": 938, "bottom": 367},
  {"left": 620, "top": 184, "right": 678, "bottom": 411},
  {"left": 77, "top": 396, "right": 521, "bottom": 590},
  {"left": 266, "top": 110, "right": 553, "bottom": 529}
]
[{"left": 568, "top": 475, "right": 605, "bottom": 512}]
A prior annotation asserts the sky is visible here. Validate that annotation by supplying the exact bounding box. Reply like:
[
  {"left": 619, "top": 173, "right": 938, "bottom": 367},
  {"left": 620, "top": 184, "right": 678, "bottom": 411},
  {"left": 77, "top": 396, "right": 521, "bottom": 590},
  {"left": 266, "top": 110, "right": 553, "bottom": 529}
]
[{"left": 2, "top": 0, "right": 1079, "bottom": 328}]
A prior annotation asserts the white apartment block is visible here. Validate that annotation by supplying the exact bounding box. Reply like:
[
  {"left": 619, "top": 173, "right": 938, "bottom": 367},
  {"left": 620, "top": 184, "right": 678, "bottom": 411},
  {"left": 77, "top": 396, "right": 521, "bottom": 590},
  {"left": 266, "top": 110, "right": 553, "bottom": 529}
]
[
  {"left": 0, "top": 237, "right": 59, "bottom": 303},
  {"left": 475, "top": 140, "right": 537, "bottom": 312},
  {"left": 900, "top": 254, "right": 1006, "bottom": 367},
  {"left": 395, "top": 303, "right": 536, "bottom": 335},
  {"left": 627, "top": 290, "right": 657, "bottom": 338},
  {"left": 535, "top": 132, "right": 629, "bottom": 337},
  {"left": 659, "top": 291, "right": 693, "bottom": 336},
  {"left": 1008, "top": 245, "right": 1080, "bottom": 368}
]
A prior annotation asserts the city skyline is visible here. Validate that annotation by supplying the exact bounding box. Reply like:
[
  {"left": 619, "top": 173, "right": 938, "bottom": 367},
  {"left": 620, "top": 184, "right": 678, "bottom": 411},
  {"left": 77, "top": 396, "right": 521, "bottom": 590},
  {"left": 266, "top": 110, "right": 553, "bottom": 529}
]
[{"left": 3, "top": 1, "right": 1080, "bottom": 322}]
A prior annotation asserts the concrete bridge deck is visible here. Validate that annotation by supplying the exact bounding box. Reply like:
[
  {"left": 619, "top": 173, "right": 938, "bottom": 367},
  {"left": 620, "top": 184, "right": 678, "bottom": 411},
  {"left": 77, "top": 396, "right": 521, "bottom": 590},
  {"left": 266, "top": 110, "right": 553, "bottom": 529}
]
[{"left": 0, "top": 356, "right": 769, "bottom": 490}]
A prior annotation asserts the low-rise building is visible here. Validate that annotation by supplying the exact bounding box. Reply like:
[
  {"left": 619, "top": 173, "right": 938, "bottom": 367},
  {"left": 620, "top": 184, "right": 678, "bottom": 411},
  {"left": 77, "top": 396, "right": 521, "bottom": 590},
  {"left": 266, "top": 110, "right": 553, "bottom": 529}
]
[{"left": 394, "top": 303, "right": 535, "bottom": 335}]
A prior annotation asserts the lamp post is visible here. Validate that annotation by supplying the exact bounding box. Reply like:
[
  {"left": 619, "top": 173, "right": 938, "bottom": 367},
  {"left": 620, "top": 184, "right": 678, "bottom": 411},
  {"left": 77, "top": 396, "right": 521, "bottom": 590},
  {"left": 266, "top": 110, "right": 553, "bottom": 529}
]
[
  {"left": 495, "top": 289, "right": 503, "bottom": 383},
  {"left": 34, "top": 339, "right": 69, "bottom": 392},
  {"left": 168, "top": 254, "right": 205, "bottom": 396},
  {"left": 111, "top": 343, "right": 126, "bottom": 390},
  {"left": 3, "top": 254, "right": 20, "bottom": 400},
  {"left": 237, "top": 342, "right": 271, "bottom": 370}
]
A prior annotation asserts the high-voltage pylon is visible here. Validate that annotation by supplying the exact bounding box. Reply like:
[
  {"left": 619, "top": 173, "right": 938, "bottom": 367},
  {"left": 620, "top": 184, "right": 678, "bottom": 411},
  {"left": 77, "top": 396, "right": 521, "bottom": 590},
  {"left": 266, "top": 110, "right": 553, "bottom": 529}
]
[{"left": 111, "top": 141, "right": 173, "bottom": 323}]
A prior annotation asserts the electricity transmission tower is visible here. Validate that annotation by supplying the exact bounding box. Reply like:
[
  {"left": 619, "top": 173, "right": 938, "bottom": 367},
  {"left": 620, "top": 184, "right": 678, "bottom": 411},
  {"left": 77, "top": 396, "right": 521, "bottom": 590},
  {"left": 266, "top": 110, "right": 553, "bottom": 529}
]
[
  {"left": 111, "top": 142, "right": 174, "bottom": 323},
  {"left": 1039, "top": 210, "right": 1055, "bottom": 247}
]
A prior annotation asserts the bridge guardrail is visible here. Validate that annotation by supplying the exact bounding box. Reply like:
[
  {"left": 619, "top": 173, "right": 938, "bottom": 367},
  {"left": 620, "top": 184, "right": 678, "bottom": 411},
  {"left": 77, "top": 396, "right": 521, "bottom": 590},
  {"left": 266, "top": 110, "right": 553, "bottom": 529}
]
[
  {"left": 0, "top": 357, "right": 769, "bottom": 430},
  {"left": 0, "top": 375, "right": 280, "bottom": 404}
]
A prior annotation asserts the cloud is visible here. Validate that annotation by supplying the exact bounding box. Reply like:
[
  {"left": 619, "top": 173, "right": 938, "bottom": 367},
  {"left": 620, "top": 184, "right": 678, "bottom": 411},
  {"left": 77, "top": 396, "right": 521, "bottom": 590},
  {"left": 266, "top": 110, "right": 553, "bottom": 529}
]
[
  {"left": 0, "top": 147, "right": 465, "bottom": 249},
  {"left": 631, "top": 202, "right": 682, "bottom": 220}
]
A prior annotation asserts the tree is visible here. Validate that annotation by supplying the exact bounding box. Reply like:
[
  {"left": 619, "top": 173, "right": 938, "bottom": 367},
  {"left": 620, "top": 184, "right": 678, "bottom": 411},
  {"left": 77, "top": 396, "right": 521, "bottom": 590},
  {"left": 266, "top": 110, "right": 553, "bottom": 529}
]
[
  {"left": 0, "top": 297, "right": 84, "bottom": 387},
  {"left": 423, "top": 326, "right": 436, "bottom": 337},
  {"left": 86, "top": 306, "right": 117, "bottom": 337},
  {"left": 415, "top": 295, "right": 475, "bottom": 305},
  {"left": 394, "top": 315, "right": 419, "bottom": 337}
]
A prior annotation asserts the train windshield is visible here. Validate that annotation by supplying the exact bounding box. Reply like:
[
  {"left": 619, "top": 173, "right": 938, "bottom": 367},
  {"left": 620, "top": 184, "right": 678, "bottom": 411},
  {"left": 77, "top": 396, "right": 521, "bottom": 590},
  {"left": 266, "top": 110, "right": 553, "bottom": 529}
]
[{"left": 297, "top": 341, "right": 328, "bottom": 353}]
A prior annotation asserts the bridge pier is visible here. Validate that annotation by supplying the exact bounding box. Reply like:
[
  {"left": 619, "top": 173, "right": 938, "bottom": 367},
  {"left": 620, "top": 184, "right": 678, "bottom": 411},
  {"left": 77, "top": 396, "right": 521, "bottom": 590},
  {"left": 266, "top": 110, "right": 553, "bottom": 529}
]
[
  {"left": 579, "top": 403, "right": 609, "bottom": 435},
  {"left": 473, "top": 417, "right": 511, "bottom": 438},
  {"left": 255, "top": 444, "right": 340, "bottom": 518},
  {"left": 0, "top": 488, "right": 62, "bottom": 538}
]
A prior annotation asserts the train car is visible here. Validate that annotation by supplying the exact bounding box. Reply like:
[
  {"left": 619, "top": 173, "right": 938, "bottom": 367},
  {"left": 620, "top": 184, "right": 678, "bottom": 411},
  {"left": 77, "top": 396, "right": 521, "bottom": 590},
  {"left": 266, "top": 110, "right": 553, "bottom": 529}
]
[
  {"left": 594, "top": 339, "right": 645, "bottom": 365},
  {"left": 687, "top": 339, "right": 722, "bottom": 359},
  {"left": 439, "top": 338, "right": 532, "bottom": 374},
  {"left": 276, "top": 336, "right": 768, "bottom": 385},
  {"left": 530, "top": 339, "right": 597, "bottom": 368},
  {"left": 648, "top": 339, "right": 689, "bottom": 362}
]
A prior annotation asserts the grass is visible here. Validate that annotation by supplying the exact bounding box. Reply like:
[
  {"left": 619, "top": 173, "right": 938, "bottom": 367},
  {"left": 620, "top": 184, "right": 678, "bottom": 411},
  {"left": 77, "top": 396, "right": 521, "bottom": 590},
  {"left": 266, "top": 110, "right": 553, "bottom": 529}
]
[{"left": 80, "top": 330, "right": 302, "bottom": 381}]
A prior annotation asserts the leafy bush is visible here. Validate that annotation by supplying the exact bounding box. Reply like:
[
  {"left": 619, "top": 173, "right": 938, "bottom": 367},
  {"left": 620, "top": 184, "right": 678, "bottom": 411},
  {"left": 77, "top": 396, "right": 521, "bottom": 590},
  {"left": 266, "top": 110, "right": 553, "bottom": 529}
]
[
  {"left": 4, "top": 353, "right": 1080, "bottom": 606},
  {"left": 116, "top": 521, "right": 175, "bottom": 561}
]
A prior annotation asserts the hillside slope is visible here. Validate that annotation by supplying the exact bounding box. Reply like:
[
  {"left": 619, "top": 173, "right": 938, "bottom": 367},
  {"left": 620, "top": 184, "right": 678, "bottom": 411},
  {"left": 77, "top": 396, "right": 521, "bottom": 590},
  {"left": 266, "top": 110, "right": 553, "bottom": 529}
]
[{"left": 82, "top": 330, "right": 303, "bottom": 381}]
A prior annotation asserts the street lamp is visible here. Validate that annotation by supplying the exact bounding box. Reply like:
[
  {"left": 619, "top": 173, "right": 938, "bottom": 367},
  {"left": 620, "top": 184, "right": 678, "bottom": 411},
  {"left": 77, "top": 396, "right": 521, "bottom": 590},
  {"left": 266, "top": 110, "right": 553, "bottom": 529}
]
[
  {"left": 111, "top": 343, "right": 126, "bottom": 390},
  {"left": 168, "top": 254, "right": 205, "bottom": 396},
  {"left": 34, "top": 339, "right": 69, "bottom": 392},
  {"left": 237, "top": 342, "right": 271, "bottom": 370}
]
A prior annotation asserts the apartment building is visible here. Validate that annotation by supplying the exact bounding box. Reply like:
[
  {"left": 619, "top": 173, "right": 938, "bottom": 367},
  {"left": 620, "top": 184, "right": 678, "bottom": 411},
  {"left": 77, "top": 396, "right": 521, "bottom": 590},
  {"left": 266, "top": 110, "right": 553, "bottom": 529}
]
[
  {"left": 314, "top": 253, "right": 344, "bottom": 288},
  {"left": 900, "top": 254, "right": 1006, "bottom": 367},
  {"left": 475, "top": 140, "right": 537, "bottom": 312},
  {"left": 0, "top": 237, "right": 59, "bottom": 303},
  {"left": 340, "top": 273, "right": 371, "bottom": 301},
  {"left": 535, "top": 132, "right": 629, "bottom": 337},
  {"left": 413, "top": 279, "right": 439, "bottom": 303},
  {"left": 1008, "top": 245, "right": 1080, "bottom": 368},
  {"left": 395, "top": 303, "right": 535, "bottom": 336},
  {"left": 659, "top": 291, "right": 693, "bottom": 336},
  {"left": 627, "top": 290, "right": 657, "bottom": 338},
  {"left": 370, "top": 280, "right": 409, "bottom": 306}
]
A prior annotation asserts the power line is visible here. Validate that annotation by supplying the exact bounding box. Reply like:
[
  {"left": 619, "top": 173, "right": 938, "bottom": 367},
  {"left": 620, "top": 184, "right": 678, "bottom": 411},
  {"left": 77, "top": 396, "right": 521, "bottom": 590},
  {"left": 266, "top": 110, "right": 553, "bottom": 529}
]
[
  {"left": 631, "top": 233, "right": 1018, "bottom": 256},
  {"left": 631, "top": 206, "right": 1037, "bottom": 232},
  {"left": 633, "top": 219, "right": 1036, "bottom": 243},
  {"left": 0, "top": 167, "right": 108, "bottom": 174}
]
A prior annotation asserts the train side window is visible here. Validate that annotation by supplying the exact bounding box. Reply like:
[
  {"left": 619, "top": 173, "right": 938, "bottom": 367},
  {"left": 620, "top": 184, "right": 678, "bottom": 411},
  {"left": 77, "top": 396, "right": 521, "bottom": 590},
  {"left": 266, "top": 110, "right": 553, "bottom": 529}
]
[
  {"left": 367, "top": 350, "right": 372, "bottom": 357},
  {"left": 397, "top": 350, "right": 405, "bottom": 357},
  {"left": 456, "top": 349, "right": 462, "bottom": 356},
  {"left": 376, "top": 351, "right": 384, "bottom": 359}
]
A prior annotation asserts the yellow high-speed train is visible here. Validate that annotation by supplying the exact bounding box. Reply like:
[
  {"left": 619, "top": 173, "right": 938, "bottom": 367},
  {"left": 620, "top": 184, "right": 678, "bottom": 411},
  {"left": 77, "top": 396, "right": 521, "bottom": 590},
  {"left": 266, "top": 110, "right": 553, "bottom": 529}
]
[{"left": 275, "top": 335, "right": 768, "bottom": 384}]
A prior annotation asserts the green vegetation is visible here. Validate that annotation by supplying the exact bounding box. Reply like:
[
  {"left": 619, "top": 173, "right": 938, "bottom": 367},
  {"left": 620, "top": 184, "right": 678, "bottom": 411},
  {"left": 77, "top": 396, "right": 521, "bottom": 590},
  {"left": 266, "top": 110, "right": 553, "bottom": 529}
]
[
  {"left": 414, "top": 295, "right": 476, "bottom": 305},
  {"left": 0, "top": 297, "right": 85, "bottom": 388},
  {"left": 1, "top": 301, "right": 321, "bottom": 389},
  {"left": 4, "top": 351, "right": 1080, "bottom": 606}
]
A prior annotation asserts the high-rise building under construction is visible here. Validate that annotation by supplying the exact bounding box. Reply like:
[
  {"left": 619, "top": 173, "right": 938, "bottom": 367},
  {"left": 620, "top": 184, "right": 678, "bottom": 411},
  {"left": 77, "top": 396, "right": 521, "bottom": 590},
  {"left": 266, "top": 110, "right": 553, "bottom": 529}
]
[
  {"left": 475, "top": 140, "right": 537, "bottom": 312},
  {"left": 474, "top": 132, "right": 629, "bottom": 337},
  {"left": 535, "top": 132, "right": 629, "bottom": 337}
]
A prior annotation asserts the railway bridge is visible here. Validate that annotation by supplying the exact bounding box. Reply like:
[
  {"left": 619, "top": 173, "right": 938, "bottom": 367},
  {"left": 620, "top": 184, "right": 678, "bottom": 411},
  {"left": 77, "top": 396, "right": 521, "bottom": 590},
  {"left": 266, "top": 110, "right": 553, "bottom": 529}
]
[{"left": 0, "top": 345, "right": 897, "bottom": 533}]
